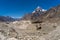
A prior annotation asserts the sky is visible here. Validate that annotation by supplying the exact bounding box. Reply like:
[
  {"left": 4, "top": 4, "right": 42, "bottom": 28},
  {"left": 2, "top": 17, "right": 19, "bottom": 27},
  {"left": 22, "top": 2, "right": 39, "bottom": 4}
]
[{"left": 0, "top": 0, "right": 60, "bottom": 18}]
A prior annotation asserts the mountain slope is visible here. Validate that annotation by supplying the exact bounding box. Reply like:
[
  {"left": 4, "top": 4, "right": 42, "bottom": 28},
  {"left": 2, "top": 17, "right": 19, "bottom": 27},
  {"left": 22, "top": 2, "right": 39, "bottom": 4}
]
[{"left": 40, "top": 5, "right": 60, "bottom": 22}]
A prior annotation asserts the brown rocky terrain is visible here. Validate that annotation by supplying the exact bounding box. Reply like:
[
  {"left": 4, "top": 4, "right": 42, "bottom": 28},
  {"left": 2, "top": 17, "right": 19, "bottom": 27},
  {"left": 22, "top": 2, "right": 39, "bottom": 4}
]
[{"left": 0, "top": 5, "right": 60, "bottom": 40}]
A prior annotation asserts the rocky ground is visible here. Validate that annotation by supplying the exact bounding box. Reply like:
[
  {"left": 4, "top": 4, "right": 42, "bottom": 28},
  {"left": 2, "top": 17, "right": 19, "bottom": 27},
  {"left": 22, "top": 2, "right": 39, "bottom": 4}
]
[{"left": 0, "top": 20, "right": 60, "bottom": 40}]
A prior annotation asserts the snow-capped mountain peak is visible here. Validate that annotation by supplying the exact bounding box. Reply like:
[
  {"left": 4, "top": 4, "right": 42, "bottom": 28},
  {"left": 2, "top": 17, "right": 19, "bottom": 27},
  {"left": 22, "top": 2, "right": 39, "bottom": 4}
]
[
  {"left": 32, "top": 6, "right": 46, "bottom": 13},
  {"left": 36, "top": 6, "right": 42, "bottom": 12}
]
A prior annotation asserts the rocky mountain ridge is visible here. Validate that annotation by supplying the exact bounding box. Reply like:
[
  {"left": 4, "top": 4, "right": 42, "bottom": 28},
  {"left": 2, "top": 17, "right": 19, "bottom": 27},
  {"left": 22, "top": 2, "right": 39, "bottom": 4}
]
[{"left": 22, "top": 5, "right": 60, "bottom": 23}]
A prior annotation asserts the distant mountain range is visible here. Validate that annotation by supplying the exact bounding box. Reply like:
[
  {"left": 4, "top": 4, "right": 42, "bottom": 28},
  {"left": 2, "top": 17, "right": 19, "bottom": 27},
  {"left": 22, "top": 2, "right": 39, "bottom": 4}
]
[{"left": 0, "top": 16, "right": 20, "bottom": 22}]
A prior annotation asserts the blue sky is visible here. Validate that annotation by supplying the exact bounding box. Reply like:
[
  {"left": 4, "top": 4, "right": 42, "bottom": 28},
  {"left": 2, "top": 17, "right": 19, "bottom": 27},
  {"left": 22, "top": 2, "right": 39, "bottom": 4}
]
[{"left": 0, "top": 0, "right": 60, "bottom": 18}]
